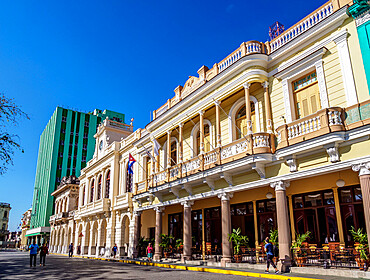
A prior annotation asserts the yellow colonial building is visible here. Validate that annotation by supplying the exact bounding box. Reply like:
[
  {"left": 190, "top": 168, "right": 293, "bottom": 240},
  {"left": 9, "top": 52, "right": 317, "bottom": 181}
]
[{"left": 50, "top": 0, "right": 370, "bottom": 272}]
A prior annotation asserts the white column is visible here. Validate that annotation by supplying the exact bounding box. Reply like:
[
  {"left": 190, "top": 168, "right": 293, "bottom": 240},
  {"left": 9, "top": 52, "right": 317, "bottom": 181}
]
[
  {"left": 334, "top": 31, "right": 358, "bottom": 106},
  {"left": 96, "top": 222, "right": 102, "bottom": 257},
  {"left": 315, "top": 60, "right": 329, "bottom": 108}
]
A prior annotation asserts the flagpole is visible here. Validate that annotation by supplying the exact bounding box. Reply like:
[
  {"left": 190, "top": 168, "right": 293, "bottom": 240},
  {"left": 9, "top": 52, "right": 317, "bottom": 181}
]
[{"left": 139, "top": 143, "right": 166, "bottom": 171}]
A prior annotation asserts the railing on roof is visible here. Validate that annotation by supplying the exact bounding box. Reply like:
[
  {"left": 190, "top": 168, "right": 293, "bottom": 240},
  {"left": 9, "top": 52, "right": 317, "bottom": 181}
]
[
  {"left": 107, "top": 120, "right": 133, "bottom": 132},
  {"left": 217, "top": 41, "right": 267, "bottom": 73},
  {"left": 270, "top": 1, "right": 334, "bottom": 52}
]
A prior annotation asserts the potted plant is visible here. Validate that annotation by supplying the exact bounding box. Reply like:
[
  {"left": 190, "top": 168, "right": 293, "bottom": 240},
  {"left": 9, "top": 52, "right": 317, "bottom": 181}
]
[
  {"left": 175, "top": 238, "right": 183, "bottom": 253},
  {"left": 269, "top": 229, "right": 279, "bottom": 263},
  {"left": 291, "top": 231, "right": 311, "bottom": 267},
  {"left": 350, "top": 226, "right": 369, "bottom": 270},
  {"left": 228, "top": 228, "right": 249, "bottom": 263},
  {"left": 159, "top": 234, "right": 174, "bottom": 258}
]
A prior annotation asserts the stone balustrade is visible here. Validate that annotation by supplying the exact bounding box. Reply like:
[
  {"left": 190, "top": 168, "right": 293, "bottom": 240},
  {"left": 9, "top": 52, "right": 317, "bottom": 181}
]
[
  {"left": 270, "top": 1, "right": 333, "bottom": 52},
  {"left": 141, "top": 133, "right": 274, "bottom": 188},
  {"left": 276, "top": 107, "right": 345, "bottom": 148}
]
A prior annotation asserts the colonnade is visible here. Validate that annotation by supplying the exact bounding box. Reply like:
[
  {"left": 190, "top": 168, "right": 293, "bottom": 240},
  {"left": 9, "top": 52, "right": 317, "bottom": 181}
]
[
  {"left": 152, "top": 81, "right": 273, "bottom": 171},
  {"left": 133, "top": 162, "right": 370, "bottom": 271}
]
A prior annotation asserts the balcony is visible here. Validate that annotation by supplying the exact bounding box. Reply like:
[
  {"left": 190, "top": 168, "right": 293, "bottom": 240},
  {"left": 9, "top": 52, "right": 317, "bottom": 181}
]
[
  {"left": 134, "top": 132, "right": 274, "bottom": 194},
  {"left": 78, "top": 198, "right": 111, "bottom": 217},
  {"left": 113, "top": 193, "right": 132, "bottom": 211},
  {"left": 276, "top": 107, "right": 345, "bottom": 149},
  {"left": 49, "top": 212, "right": 69, "bottom": 223}
]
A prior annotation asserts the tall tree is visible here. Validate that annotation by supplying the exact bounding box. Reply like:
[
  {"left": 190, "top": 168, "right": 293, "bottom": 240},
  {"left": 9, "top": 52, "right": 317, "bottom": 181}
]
[{"left": 0, "top": 94, "right": 29, "bottom": 175}]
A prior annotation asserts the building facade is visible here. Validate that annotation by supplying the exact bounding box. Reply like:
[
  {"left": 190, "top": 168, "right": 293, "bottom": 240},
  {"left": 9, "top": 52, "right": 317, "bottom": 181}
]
[
  {"left": 49, "top": 176, "right": 80, "bottom": 254},
  {"left": 0, "top": 203, "right": 11, "bottom": 248},
  {"left": 51, "top": 0, "right": 370, "bottom": 271},
  {"left": 20, "top": 208, "right": 32, "bottom": 250},
  {"left": 28, "top": 107, "right": 126, "bottom": 245}
]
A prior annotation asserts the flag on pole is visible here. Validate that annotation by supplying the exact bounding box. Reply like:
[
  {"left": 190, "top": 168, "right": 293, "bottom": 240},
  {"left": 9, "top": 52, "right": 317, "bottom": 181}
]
[
  {"left": 152, "top": 138, "right": 161, "bottom": 157},
  {"left": 142, "top": 145, "right": 155, "bottom": 161},
  {"left": 128, "top": 154, "right": 136, "bottom": 174}
]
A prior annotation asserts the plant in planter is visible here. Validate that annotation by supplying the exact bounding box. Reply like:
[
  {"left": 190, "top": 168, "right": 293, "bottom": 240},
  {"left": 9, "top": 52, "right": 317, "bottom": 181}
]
[
  {"left": 228, "top": 228, "right": 249, "bottom": 263},
  {"left": 159, "top": 234, "right": 174, "bottom": 258},
  {"left": 269, "top": 229, "right": 279, "bottom": 262},
  {"left": 291, "top": 231, "right": 311, "bottom": 267},
  {"left": 175, "top": 238, "right": 183, "bottom": 254},
  {"left": 350, "top": 226, "right": 369, "bottom": 270}
]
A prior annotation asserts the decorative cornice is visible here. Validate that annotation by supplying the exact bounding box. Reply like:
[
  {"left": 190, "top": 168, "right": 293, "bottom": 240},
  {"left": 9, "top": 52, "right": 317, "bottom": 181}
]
[
  {"left": 181, "top": 200, "right": 194, "bottom": 208},
  {"left": 352, "top": 162, "right": 370, "bottom": 176},
  {"left": 217, "top": 192, "right": 233, "bottom": 201},
  {"left": 270, "top": 180, "right": 290, "bottom": 191},
  {"left": 355, "top": 9, "right": 370, "bottom": 26},
  {"left": 243, "top": 82, "right": 251, "bottom": 89},
  {"left": 154, "top": 206, "right": 164, "bottom": 213}
]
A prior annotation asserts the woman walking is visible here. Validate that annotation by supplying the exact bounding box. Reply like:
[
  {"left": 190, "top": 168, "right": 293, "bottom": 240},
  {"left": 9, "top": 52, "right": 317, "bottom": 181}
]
[
  {"left": 39, "top": 243, "right": 49, "bottom": 266},
  {"left": 146, "top": 242, "right": 153, "bottom": 262},
  {"left": 264, "top": 237, "right": 279, "bottom": 274}
]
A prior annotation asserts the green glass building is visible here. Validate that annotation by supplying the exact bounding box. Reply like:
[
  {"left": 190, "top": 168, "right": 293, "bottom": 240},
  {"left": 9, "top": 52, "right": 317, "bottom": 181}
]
[
  {"left": 27, "top": 107, "right": 125, "bottom": 244},
  {"left": 348, "top": 0, "right": 370, "bottom": 92}
]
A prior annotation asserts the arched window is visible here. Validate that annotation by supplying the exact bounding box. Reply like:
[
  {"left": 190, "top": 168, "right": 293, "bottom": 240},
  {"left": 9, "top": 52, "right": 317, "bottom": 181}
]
[
  {"left": 197, "top": 124, "right": 210, "bottom": 154},
  {"left": 164, "top": 137, "right": 178, "bottom": 168},
  {"left": 90, "top": 179, "right": 95, "bottom": 203},
  {"left": 82, "top": 186, "right": 85, "bottom": 206},
  {"left": 105, "top": 170, "right": 110, "bottom": 198},
  {"left": 126, "top": 165, "right": 133, "bottom": 193},
  {"left": 146, "top": 159, "right": 151, "bottom": 179},
  {"left": 97, "top": 175, "right": 102, "bottom": 200},
  {"left": 235, "top": 101, "right": 256, "bottom": 139},
  {"left": 170, "top": 141, "right": 177, "bottom": 166}
]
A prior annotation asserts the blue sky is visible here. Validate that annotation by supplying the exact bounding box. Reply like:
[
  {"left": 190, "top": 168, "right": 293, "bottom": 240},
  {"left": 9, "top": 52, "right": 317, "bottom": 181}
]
[{"left": 0, "top": 0, "right": 328, "bottom": 231}]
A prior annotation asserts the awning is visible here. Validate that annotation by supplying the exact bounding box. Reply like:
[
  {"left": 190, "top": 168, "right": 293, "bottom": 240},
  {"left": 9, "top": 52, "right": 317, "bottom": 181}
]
[{"left": 25, "top": 232, "right": 49, "bottom": 237}]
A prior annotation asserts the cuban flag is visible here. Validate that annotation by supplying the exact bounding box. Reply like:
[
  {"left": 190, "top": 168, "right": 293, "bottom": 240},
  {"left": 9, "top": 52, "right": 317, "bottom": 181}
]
[{"left": 128, "top": 154, "right": 136, "bottom": 174}]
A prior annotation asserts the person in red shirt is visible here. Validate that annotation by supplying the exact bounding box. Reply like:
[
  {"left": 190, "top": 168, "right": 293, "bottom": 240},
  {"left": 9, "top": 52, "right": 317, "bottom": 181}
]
[{"left": 146, "top": 243, "right": 153, "bottom": 262}]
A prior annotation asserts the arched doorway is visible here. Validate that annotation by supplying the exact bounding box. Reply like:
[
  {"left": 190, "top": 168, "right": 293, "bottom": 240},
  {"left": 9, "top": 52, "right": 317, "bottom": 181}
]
[
  {"left": 91, "top": 221, "right": 98, "bottom": 255},
  {"left": 84, "top": 222, "right": 90, "bottom": 255},
  {"left": 120, "top": 216, "right": 130, "bottom": 256},
  {"left": 77, "top": 224, "right": 83, "bottom": 255},
  {"left": 98, "top": 220, "right": 107, "bottom": 257}
]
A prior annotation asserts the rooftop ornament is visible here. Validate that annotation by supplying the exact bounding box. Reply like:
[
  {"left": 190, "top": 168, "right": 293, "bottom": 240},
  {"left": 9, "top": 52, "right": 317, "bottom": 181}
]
[{"left": 269, "top": 21, "right": 285, "bottom": 40}]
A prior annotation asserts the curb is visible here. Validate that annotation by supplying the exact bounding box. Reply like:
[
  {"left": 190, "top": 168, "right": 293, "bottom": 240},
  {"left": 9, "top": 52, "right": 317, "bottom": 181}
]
[{"left": 51, "top": 253, "right": 322, "bottom": 280}]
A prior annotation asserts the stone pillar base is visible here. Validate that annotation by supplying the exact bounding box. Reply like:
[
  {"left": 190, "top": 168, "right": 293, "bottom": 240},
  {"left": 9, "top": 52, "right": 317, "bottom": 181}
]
[
  {"left": 278, "top": 258, "right": 291, "bottom": 273},
  {"left": 221, "top": 257, "right": 231, "bottom": 267},
  {"left": 153, "top": 254, "right": 161, "bottom": 261}
]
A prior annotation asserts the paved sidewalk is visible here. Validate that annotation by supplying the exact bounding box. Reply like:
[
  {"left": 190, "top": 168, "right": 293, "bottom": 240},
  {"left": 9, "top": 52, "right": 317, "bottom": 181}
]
[{"left": 51, "top": 252, "right": 357, "bottom": 280}]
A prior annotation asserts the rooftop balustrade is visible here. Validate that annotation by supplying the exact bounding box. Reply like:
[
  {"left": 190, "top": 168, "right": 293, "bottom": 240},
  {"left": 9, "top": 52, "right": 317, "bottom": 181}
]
[{"left": 270, "top": 1, "right": 334, "bottom": 52}]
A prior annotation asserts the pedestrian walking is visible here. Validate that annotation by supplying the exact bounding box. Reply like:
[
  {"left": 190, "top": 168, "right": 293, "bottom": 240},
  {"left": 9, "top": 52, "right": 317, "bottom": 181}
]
[
  {"left": 29, "top": 241, "right": 39, "bottom": 267},
  {"left": 146, "top": 242, "right": 153, "bottom": 262},
  {"left": 39, "top": 243, "right": 48, "bottom": 266},
  {"left": 68, "top": 243, "right": 74, "bottom": 258},
  {"left": 112, "top": 244, "right": 118, "bottom": 258},
  {"left": 77, "top": 245, "right": 81, "bottom": 255},
  {"left": 100, "top": 244, "right": 106, "bottom": 257},
  {"left": 264, "top": 237, "right": 279, "bottom": 274}
]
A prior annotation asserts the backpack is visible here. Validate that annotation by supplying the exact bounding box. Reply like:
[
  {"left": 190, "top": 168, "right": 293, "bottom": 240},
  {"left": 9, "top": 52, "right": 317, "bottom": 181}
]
[{"left": 272, "top": 245, "right": 279, "bottom": 257}]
